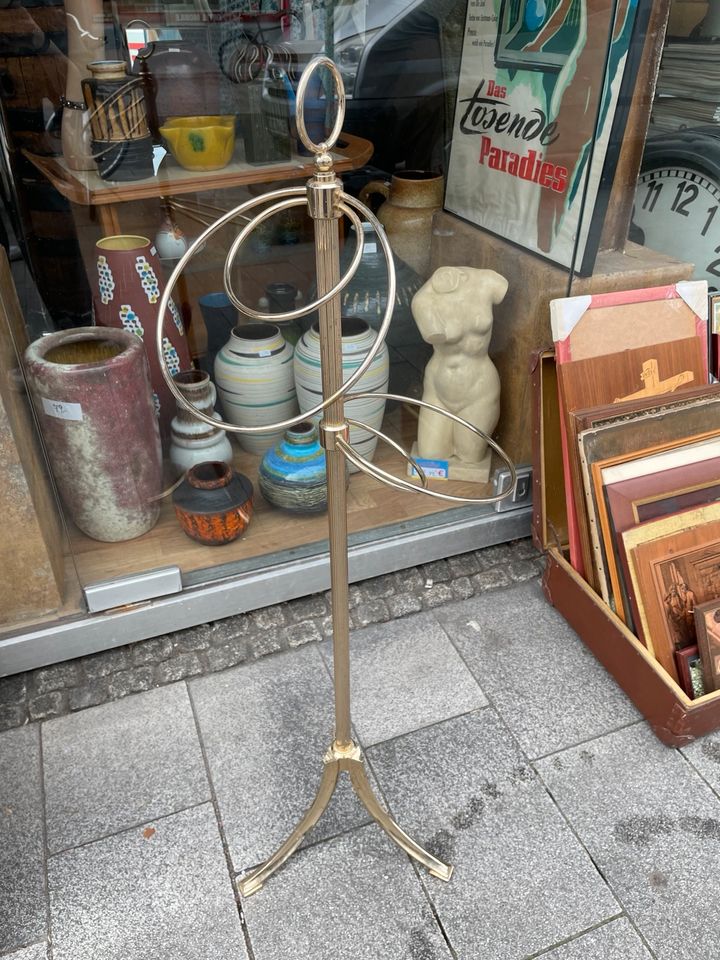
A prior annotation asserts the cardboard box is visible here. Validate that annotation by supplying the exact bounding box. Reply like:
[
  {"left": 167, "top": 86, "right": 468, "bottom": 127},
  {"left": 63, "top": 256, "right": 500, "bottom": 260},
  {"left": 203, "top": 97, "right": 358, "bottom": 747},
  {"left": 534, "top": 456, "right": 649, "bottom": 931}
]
[{"left": 532, "top": 350, "right": 720, "bottom": 746}]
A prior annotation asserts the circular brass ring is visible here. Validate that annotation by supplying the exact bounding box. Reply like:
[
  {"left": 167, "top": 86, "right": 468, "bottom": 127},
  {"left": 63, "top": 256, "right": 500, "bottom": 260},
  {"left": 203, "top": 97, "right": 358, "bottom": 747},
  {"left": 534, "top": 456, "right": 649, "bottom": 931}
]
[
  {"left": 222, "top": 197, "right": 365, "bottom": 322},
  {"left": 295, "top": 56, "right": 345, "bottom": 155},
  {"left": 341, "top": 394, "right": 517, "bottom": 505},
  {"left": 155, "top": 192, "right": 396, "bottom": 436},
  {"left": 344, "top": 418, "right": 428, "bottom": 488}
]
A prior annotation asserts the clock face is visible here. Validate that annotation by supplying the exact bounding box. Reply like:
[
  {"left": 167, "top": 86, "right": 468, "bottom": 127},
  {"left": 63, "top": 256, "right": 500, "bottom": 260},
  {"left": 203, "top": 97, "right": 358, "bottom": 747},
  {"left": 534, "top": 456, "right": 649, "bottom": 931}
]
[{"left": 631, "top": 166, "right": 720, "bottom": 289}]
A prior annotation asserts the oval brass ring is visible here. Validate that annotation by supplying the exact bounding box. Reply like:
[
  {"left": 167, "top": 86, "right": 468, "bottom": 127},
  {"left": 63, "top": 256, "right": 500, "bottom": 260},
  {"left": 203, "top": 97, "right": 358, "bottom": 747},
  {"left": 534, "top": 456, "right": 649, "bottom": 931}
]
[{"left": 295, "top": 56, "right": 345, "bottom": 155}]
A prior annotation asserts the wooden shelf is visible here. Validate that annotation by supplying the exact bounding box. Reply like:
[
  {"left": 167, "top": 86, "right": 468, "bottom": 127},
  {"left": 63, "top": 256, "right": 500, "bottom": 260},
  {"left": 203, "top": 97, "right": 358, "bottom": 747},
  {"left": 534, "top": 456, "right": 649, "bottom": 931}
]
[
  {"left": 67, "top": 405, "right": 493, "bottom": 588},
  {"left": 22, "top": 133, "right": 373, "bottom": 208}
]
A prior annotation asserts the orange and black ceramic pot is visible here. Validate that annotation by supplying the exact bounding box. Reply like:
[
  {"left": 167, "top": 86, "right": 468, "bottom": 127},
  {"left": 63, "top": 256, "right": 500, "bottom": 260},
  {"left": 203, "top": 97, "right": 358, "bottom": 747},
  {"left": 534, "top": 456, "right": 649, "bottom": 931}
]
[{"left": 172, "top": 461, "right": 253, "bottom": 545}]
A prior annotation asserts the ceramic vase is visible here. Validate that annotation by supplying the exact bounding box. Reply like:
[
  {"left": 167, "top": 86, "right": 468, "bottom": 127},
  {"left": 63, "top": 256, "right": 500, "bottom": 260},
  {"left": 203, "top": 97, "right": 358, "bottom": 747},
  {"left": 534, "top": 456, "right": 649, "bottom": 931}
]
[
  {"left": 23, "top": 327, "right": 162, "bottom": 542},
  {"left": 169, "top": 369, "right": 233, "bottom": 473},
  {"left": 82, "top": 61, "right": 153, "bottom": 182},
  {"left": 258, "top": 421, "right": 328, "bottom": 513},
  {"left": 172, "top": 461, "right": 253, "bottom": 545},
  {"left": 214, "top": 322, "right": 298, "bottom": 455},
  {"left": 358, "top": 171, "right": 444, "bottom": 279},
  {"left": 92, "top": 234, "right": 191, "bottom": 437},
  {"left": 262, "top": 281, "right": 302, "bottom": 346},
  {"left": 293, "top": 317, "right": 389, "bottom": 468},
  {"left": 337, "top": 222, "right": 423, "bottom": 346}
]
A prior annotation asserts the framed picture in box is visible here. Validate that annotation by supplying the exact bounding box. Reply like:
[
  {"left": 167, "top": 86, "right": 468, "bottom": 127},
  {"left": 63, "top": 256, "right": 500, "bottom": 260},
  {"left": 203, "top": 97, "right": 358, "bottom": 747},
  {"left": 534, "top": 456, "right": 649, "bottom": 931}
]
[
  {"left": 675, "top": 645, "right": 705, "bottom": 700},
  {"left": 694, "top": 600, "right": 720, "bottom": 694},
  {"left": 596, "top": 434, "right": 720, "bottom": 624},
  {"left": 575, "top": 387, "right": 720, "bottom": 607},
  {"left": 622, "top": 502, "right": 720, "bottom": 684},
  {"left": 560, "top": 334, "right": 707, "bottom": 585},
  {"left": 553, "top": 280, "right": 708, "bottom": 582}
]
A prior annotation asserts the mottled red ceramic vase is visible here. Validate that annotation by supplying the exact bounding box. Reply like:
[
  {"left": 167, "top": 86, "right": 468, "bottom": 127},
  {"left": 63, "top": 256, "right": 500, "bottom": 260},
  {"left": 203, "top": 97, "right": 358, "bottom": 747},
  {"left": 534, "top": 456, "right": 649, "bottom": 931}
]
[
  {"left": 92, "top": 235, "right": 191, "bottom": 436},
  {"left": 23, "top": 327, "right": 163, "bottom": 542}
]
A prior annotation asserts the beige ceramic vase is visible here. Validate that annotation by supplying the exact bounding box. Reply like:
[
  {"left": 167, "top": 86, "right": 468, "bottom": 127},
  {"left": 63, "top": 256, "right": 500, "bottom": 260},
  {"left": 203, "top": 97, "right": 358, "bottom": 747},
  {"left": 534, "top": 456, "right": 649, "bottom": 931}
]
[{"left": 359, "top": 171, "right": 444, "bottom": 279}]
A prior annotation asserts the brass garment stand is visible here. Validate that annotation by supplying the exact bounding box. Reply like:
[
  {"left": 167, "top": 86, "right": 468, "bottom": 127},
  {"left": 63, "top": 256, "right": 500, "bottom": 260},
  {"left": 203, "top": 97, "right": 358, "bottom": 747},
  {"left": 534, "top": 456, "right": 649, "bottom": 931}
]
[{"left": 156, "top": 57, "right": 516, "bottom": 897}]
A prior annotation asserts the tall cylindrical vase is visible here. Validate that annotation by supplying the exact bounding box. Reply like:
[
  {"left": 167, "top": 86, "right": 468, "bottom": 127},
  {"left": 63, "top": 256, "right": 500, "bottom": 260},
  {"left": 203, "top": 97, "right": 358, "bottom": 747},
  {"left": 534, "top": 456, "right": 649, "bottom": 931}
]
[
  {"left": 92, "top": 235, "right": 192, "bottom": 437},
  {"left": 169, "top": 369, "right": 233, "bottom": 473},
  {"left": 23, "top": 327, "right": 162, "bottom": 542},
  {"left": 215, "top": 322, "right": 298, "bottom": 454},
  {"left": 294, "top": 317, "right": 389, "bottom": 467}
]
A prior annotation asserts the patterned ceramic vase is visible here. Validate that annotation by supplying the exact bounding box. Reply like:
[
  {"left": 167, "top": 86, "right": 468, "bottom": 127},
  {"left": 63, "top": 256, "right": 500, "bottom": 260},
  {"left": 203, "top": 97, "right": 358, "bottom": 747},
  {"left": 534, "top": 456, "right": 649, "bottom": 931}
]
[
  {"left": 214, "top": 322, "right": 298, "bottom": 454},
  {"left": 172, "top": 461, "right": 253, "bottom": 545},
  {"left": 258, "top": 421, "right": 328, "bottom": 513},
  {"left": 92, "top": 235, "right": 191, "bottom": 437},
  {"left": 169, "top": 369, "right": 233, "bottom": 473},
  {"left": 23, "top": 327, "right": 162, "bottom": 542},
  {"left": 294, "top": 317, "right": 389, "bottom": 467}
]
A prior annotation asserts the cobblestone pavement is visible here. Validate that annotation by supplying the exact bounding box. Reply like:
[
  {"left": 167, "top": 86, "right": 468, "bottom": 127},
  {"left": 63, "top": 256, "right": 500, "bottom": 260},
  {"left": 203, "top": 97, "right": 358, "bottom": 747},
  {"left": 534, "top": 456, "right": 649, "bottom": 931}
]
[{"left": 0, "top": 539, "right": 543, "bottom": 732}]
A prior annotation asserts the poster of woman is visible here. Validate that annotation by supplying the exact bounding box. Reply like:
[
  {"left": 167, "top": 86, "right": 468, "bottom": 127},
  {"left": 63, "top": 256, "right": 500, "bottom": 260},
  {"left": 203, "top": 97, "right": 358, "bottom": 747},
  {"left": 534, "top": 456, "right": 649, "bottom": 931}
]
[{"left": 445, "top": 0, "right": 650, "bottom": 273}]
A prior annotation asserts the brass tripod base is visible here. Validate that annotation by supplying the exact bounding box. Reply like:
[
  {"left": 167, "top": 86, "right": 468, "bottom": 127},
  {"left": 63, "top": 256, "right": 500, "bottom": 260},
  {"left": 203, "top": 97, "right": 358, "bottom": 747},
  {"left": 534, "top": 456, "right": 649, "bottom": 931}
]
[{"left": 237, "top": 741, "right": 453, "bottom": 897}]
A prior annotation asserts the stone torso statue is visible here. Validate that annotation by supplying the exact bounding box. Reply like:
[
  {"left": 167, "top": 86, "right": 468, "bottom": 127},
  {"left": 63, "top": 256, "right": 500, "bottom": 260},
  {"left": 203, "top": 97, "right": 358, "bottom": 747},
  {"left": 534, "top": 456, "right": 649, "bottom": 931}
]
[{"left": 412, "top": 265, "right": 508, "bottom": 467}]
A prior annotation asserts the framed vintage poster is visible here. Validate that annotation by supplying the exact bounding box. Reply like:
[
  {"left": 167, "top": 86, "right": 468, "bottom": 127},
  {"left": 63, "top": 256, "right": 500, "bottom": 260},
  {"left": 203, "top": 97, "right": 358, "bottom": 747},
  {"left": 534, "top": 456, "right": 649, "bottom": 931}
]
[{"left": 445, "top": 0, "right": 651, "bottom": 273}]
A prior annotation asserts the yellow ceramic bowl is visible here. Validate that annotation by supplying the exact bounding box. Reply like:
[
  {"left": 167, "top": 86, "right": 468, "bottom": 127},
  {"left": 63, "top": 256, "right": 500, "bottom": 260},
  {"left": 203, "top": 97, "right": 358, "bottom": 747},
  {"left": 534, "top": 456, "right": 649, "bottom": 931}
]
[{"left": 160, "top": 116, "right": 235, "bottom": 171}]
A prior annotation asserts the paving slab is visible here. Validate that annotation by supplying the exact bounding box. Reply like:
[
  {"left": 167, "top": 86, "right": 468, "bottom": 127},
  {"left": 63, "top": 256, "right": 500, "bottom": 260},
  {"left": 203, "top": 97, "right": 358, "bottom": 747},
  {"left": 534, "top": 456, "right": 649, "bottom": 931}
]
[
  {"left": 241, "top": 823, "right": 453, "bottom": 960},
  {"left": 0, "top": 724, "right": 46, "bottom": 953},
  {"left": 48, "top": 804, "right": 247, "bottom": 960},
  {"left": 3, "top": 944, "right": 48, "bottom": 960},
  {"left": 541, "top": 919, "right": 652, "bottom": 960},
  {"left": 190, "top": 645, "right": 377, "bottom": 873},
  {"left": 367, "top": 709, "right": 619, "bottom": 960},
  {"left": 536, "top": 723, "right": 720, "bottom": 960},
  {"left": 437, "top": 580, "right": 638, "bottom": 758},
  {"left": 320, "top": 612, "right": 487, "bottom": 746},
  {"left": 681, "top": 730, "right": 720, "bottom": 793},
  {"left": 43, "top": 684, "right": 209, "bottom": 853}
]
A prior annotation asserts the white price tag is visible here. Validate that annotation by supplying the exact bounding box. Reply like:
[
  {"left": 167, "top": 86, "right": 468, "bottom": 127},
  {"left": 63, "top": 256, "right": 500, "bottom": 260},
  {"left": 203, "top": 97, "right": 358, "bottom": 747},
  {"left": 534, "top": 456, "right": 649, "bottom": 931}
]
[
  {"left": 258, "top": 350, "right": 272, "bottom": 357},
  {"left": 42, "top": 397, "right": 83, "bottom": 421}
]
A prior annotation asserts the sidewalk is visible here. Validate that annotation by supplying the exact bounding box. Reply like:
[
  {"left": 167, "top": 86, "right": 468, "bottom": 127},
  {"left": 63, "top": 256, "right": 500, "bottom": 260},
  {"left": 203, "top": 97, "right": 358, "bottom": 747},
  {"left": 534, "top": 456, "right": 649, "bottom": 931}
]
[{"left": 3, "top": 572, "right": 720, "bottom": 959}]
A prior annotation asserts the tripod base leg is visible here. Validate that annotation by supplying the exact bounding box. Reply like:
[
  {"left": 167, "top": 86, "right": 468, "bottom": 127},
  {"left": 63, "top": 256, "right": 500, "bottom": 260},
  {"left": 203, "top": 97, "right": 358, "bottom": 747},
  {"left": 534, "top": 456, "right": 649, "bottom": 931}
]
[
  {"left": 346, "top": 753, "right": 453, "bottom": 882},
  {"left": 237, "top": 755, "right": 339, "bottom": 897},
  {"left": 237, "top": 742, "right": 453, "bottom": 897}
]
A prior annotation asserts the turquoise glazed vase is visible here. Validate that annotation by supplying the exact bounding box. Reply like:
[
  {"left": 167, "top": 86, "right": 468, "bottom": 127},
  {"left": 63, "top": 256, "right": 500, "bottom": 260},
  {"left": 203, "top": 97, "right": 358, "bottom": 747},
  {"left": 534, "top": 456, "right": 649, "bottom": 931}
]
[{"left": 258, "top": 420, "right": 328, "bottom": 513}]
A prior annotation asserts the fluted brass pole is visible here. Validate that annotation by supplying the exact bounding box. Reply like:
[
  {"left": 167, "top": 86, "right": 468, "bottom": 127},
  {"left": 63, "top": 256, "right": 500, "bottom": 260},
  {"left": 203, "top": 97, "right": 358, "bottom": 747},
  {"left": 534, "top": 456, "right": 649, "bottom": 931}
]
[{"left": 309, "top": 156, "right": 354, "bottom": 750}]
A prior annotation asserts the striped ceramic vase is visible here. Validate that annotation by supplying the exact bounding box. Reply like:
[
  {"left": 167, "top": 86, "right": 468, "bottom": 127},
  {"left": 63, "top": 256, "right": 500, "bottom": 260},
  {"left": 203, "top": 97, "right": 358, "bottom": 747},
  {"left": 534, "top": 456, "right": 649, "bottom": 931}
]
[
  {"left": 293, "top": 317, "right": 389, "bottom": 468},
  {"left": 214, "top": 322, "right": 298, "bottom": 454}
]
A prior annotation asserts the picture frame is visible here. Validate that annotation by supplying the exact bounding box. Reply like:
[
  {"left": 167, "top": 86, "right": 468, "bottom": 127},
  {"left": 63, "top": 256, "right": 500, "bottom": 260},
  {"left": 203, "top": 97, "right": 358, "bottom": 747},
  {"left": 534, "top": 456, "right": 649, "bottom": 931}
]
[
  {"left": 559, "top": 334, "right": 707, "bottom": 584},
  {"left": 553, "top": 281, "right": 708, "bottom": 581},
  {"left": 445, "top": 0, "right": 652, "bottom": 273},
  {"left": 598, "top": 435, "right": 720, "bottom": 624},
  {"left": 675, "top": 644, "right": 705, "bottom": 700},
  {"left": 622, "top": 502, "right": 720, "bottom": 684},
  {"left": 694, "top": 600, "right": 720, "bottom": 695},
  {"left": 574, "top": 388, "right": 720, "bottom": 605}
]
